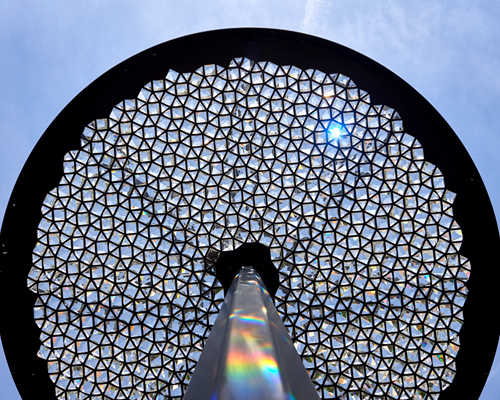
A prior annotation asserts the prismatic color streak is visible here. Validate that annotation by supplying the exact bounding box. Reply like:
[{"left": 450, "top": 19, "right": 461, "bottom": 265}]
[
  {"left": 225, "top": 303, "right": 284, "bottom": 399},
  {"left": 183, "top": 266, "right": 318, "bottom": 400}
]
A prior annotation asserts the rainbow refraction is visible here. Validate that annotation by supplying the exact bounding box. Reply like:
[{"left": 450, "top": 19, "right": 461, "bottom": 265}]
[
  {"left": 184, "top": 267, "right": 320, "bottom": 400},
  {"left": 224, "top": 273, "right": 286, "bottom": 399}
]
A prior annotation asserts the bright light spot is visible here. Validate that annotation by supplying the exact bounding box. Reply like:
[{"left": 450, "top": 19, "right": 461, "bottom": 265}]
[
  {"left": 328, "top": 125, "right": 342, "bottom": 139},
  {"left": 331, "top": 127, "right": 341, "bottom": 137}
]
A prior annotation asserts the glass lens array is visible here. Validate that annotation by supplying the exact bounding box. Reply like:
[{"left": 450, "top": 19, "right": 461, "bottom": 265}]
[{"left": 28, "top": 57, "right": 470, "bottom": 400}]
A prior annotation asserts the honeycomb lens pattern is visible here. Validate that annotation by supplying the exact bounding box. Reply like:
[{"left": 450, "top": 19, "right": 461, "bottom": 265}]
[{"left": 28, "top": 58, "right": 470, "bottom": 400}]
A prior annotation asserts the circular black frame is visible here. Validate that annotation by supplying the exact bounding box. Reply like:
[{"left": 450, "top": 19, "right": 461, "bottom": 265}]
[{"left": 0, "top": 28, "right": 498, "bottom": 400}]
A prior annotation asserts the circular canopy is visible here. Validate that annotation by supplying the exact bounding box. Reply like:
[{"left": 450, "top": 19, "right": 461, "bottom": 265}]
[{"left": 0, "top": 28, "right": 498, "bottom": 400}]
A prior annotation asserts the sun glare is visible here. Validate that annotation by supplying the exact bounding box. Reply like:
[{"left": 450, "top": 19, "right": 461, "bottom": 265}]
[{"left": 328, "top": 126, "right": 342, "bottom": 139}]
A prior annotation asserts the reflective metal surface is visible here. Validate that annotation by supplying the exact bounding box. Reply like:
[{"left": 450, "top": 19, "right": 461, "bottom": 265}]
[{"left": 184, "top": 266, "right": 319, "bottom": 400}]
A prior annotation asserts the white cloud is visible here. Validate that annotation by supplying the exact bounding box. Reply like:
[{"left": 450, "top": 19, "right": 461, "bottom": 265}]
[{"left": 300, "top": 0, "right": 332, "bottom": 34}]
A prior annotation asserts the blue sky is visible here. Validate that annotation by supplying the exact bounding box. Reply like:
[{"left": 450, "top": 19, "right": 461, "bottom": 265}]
[{"left": 1, "top": 1, "right": 499, "bottom": 399}]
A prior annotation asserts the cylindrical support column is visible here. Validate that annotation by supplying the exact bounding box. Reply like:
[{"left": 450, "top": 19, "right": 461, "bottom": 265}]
[{"left": 183, "top": 266, "right": 320, "bottom": 400}]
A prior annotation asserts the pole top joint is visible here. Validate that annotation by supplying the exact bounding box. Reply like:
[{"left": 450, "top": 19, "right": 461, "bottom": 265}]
[{"left": 214, "top": 242, "right": 280, "bottom": 298}]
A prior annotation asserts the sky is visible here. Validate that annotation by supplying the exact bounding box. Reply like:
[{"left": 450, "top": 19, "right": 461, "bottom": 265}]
[{"left": 1, "top": 1, "right": 499, "bottom": 399}]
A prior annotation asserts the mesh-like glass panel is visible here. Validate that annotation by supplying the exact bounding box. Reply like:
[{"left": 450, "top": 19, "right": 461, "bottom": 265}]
[{"left": 28, "top": 58, "right": 470, "bottom": 400}]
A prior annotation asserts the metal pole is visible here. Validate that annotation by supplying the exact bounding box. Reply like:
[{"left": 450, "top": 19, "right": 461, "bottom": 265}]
[{"left": 183, "top": 266, "right": 320, "bottom": 400}]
